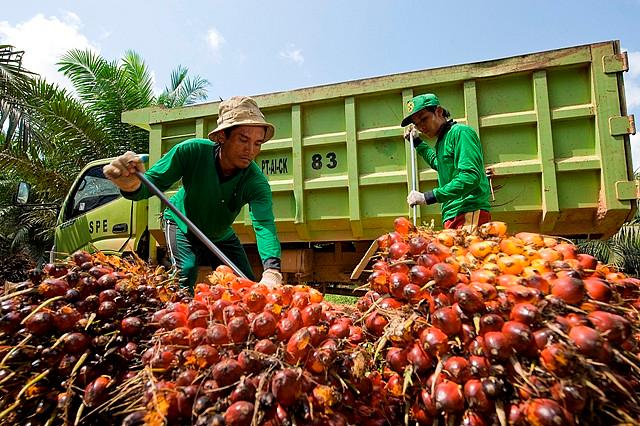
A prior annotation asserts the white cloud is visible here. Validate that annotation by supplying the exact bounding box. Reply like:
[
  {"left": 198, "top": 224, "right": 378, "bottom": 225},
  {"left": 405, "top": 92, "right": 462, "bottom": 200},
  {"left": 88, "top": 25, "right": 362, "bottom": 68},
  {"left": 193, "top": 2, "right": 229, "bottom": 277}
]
[
  {"left": 0, "top": 13, "right": 99, "bottom": 91},
  {"left": 204, "top": 28, "right": 225, "bottom": 62},
  {"left": 624, "top": 50, "right": 640, "bottom": 171},
  {"left": 280, "top": 44, "right": 304, "bottom": 65}
]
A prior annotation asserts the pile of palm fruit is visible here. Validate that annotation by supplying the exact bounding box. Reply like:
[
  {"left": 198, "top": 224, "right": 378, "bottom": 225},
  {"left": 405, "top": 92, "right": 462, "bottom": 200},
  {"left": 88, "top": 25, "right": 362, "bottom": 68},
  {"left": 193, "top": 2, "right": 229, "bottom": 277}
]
[{"left": 1, "top": 218, "right": 639, "bottom": 425}]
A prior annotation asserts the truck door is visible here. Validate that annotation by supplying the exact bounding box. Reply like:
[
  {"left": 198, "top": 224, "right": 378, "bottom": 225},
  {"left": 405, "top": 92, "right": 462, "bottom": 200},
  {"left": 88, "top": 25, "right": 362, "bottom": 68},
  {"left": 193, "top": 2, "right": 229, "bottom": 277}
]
[{"left": 53, "top": 164, "right": 134, "bottom": 259}]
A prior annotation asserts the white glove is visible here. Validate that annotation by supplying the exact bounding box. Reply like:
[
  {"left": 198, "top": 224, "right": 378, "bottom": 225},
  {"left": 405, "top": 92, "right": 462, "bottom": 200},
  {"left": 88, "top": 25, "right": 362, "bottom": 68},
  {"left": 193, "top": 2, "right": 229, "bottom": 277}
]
[
  {"left": 407, "top": 190, "right": 427, "bottom": 207},
  {"left": 404, "top": 125, "right": 421, "bottom": 143},
  {"left": 259, "top": 269, "right": 282, "bottom": 288}
]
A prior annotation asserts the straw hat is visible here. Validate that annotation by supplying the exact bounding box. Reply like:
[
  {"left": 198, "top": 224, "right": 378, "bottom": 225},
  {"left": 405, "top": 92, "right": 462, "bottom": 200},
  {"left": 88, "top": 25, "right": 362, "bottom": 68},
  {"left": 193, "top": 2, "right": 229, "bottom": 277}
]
[{"left": 207, "top": 96, "right": 275, "bottom": 143}]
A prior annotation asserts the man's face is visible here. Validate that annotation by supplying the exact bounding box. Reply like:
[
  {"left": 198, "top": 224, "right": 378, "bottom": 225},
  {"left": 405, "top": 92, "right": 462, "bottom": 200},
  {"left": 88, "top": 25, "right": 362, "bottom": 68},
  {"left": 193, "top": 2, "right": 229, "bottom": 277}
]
[
  {"left": 219, "top": 125, "right": 266, "bottom": 169},
  {"left": 411, "top": 108, "right": 444, "bottom": 139}
]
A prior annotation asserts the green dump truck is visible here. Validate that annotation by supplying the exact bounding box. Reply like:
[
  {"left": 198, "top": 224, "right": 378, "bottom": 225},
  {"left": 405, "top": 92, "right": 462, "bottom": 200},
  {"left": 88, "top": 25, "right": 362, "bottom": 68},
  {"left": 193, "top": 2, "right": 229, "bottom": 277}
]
[{"left": 47, "top": 40, "right": 636, "bottom": 287}]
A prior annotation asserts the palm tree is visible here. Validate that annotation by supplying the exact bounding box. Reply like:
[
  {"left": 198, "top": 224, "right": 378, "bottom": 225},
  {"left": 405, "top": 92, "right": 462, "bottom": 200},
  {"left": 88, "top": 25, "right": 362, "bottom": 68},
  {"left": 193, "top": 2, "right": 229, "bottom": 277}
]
[{"left": 0, "top": 45, "right": 210, "bottom": 267}]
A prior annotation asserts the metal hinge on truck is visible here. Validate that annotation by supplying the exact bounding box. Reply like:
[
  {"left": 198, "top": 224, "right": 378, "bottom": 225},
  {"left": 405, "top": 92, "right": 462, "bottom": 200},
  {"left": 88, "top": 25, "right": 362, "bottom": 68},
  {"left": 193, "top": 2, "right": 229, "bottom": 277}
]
[
  {"left": 603, "top": 52, "right": 629, "bottom": 73},
  {"left": 616, "top": 180, "right": 640, "bottom": 201},
  {"left": 609, "top": 115, "right": 636, "bottom": 136}
]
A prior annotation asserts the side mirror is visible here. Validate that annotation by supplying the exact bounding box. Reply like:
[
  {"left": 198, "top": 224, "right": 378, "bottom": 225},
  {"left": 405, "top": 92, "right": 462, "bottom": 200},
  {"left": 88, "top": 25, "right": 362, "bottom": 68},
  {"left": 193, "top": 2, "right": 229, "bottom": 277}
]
[{"left": 15, "top": 182, "right": 31, "bottom": 205}]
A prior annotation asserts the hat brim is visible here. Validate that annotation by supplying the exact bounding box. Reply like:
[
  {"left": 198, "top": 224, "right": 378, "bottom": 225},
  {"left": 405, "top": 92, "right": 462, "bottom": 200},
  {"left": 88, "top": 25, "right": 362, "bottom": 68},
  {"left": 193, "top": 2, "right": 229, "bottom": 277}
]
[
  {"left": 401, "top": 114, "right": 416, "bottom": 127},
  {"left": 208, "top": 120, "right": 275, "bottom": 143}
]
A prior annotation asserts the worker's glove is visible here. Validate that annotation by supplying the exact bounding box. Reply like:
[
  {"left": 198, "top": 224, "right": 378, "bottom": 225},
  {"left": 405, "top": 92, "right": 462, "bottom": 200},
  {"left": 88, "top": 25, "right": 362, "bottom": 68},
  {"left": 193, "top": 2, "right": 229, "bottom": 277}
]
[
  {"left": 407, "top": 190, "right": 437, "bottom": 207},
  {"left": 259, "top": 269, "right": 282, "bottom": 288},
  {"left": 403, "top": 125, "right": 422, "bottom": 147}
]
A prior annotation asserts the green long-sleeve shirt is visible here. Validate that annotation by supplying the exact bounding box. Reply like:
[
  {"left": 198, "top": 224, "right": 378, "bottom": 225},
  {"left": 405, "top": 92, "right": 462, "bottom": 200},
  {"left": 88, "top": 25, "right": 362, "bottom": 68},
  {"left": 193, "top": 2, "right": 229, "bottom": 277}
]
[
  {"left": 416, "top": 122, "right": 491, "bottom": 223},
  {"left": 122, "top": 138, "right": 281, "bottom": 268}
]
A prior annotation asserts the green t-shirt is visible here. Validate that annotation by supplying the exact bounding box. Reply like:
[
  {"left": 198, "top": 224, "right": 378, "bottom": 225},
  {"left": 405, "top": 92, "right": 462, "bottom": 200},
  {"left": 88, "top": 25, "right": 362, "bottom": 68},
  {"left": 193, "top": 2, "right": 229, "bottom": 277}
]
[
  {"left": 416, "top": 122, "right": 491, "bottom": 223},
  {"left": 123, "top": 138, "right": 281, "bottom": 267}
]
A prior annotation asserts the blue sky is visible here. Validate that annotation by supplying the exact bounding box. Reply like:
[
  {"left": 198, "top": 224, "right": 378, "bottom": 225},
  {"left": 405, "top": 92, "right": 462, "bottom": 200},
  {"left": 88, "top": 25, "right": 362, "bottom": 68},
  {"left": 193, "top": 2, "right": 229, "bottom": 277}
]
[{"left": 2, "top": 0, "right": 640, "bottom": 167}]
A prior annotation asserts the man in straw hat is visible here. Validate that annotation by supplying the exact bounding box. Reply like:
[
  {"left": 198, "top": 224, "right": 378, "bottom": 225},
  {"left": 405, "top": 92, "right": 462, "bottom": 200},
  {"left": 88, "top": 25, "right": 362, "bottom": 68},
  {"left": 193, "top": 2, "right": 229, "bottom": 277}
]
[
  {"left": 104, "top": 96, "right": 282, "bottom": 289},
  {"left": 401, "top": 93, "right": 492, "bottom": 232}
]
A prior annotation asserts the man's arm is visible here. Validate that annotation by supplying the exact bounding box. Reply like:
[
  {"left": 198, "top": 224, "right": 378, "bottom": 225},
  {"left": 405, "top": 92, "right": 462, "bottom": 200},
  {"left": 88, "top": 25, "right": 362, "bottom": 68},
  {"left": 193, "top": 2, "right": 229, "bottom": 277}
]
[{"left": 247, "top": 178, "right": 282, "bottom": 274}]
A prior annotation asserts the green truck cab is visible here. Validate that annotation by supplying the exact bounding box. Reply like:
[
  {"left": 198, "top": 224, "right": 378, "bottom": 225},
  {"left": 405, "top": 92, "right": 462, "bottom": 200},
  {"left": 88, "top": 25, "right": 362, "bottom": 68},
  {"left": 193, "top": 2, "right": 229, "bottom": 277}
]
[
  {"left": 49, "top": 41, "right": 636, "bottom": 288},
  {"left": 52, "top": 155, "right": 151, "bottom": 261}
]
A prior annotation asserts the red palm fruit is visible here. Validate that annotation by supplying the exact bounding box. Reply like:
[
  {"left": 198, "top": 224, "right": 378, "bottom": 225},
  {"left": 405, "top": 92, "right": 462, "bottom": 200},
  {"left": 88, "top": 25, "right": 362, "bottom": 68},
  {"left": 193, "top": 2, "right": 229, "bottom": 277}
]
[
  {"left": 533, "top": 328, "right": 552, "bottom": 350},
  {"left": 554, "top": 243, "right": 577, "bottom": 260},
  {"left": 483, "top": 331, "right": 512, "bottom": 360},
  {"left": 525, "top": 398, "right": 571, "bottom": 426},
  {"left": 252, "top": 311, "right": 277, "bottom": 339},
  {"left": 540, "top": 343, "right": 573, "bottom": 376},
  {"left": 377, "top": 233, "right": 391, "bottom": 249},
  {"left": 434, "top": 380, "right": 464, "bottom": 413},
  {"left": 462, "top": 411, "right": 489, "bottom": 426},
  {"left": 365, "top": 312, "right": 388, "bottom": 336},
  {"left": 551, "top": 277, "right": 585, "bottom": 305},
  {"left": 228, "top": 316, "right": 250, "bottom": 343},
  {"left": 368, "top": 270, "right": 390, "bottom": 294},
  {"left": 426, "top": 242, "right": 451, "bottom": 261},
  {"left": 253, "top": 339, "right": 278, "bottom": 355},
  {"left": 509, "top": 303, "right": 539, "bottom": 325},
  {"left": 224, "top": 401, "right": 254, "bottom": 426},
  {"left": 470, "top": 282, "right": 498, "bottom": 300},
  {"left": 348, "top": 326, "right": 365, "bottom": 344},
  {"left": 469, "top": 355, "right": 490, "bottom": 378},
  {"left": 502, "top": 321, "right": 534, "bottom": 353},
  {"left": 193, "top": 345, "right": 220, "bottom": 367},
  {"left": 301, "top": 303, "right": 322, "bottom": 326},
  {"left": 39, "top": 278, "right": 69, "bottom": 298},
  {"left": 565, "top": 313, "right": 587, "bottom": 327},
  {"left": 444, "top": 356, "right": 471, "bottom": 384},
  {"left": 328, "top": 319, "right": 351, "bottom": 339},
  {"left": 587, "top": 310, "right": 630, "bottom": 343},
  {"left": 189, "top": 327, "right": 207, "bottom": 348},
  {"left": 160, "top": 311, "right": 188, "bottom": 330},
  {"left": 550, "top": 382, "right": 586, "bottom": 413},
  {"left": 388, "top": 231, "right": 405, "bottom": 244},
  {"left": 230, "top": 379, "right": 257, "bottom": 404},
  {"left": 121, "top": 316, "right": 144, "bottom": 336},
  {"left": 25, "top": 311, "right": 53, "bottom": 335},
  {"left": 210, "top": 299, "right": 230, "bottom": 322},
  {"left": 308, "top": 325, "right": 327, "bottom": 346},
  {"left": 72, "top": 250, "right": 93, "bottom": 266},
  {"left": 389, "top": 272, "right": 410, "bottom": 299},
  {"left": 212, "top": 359, "right": 243, "bottom": 387},
  {"left": 291, "top": 292, "right": 310, "bottom": 309},
  {"left": 271, "top": 369, "right": 300, "bottom": 406},
  {"left": 479, "top": 313, "right": 504, "bottom": 335},
  {"left": 432, "top": 307, "right": 461, "bottom": 336},
  {"left": 276, "top": 318, "right": 298, "bottom": 341},
  {"left": 390, "top": 263, "right": 410, "bottom": 276},
  {"left": 505, "top": 285, "right": 541, "bottom": 305},
  {"left": 409, "top": 265, "right": 432, "bottom": 286},
  {"left": 54, "top": 306, "right": 81, "bottom": 332},
  {"left": 393, "top": 216, "right": 413, "bottom": 235},
  {"left": 372, "top": 260, "right": 389, "bottom": 272},
  {"left": 63, "top": 332, "right": 90, "bottom": 354},
  {"left": 525, "top": 274, "right": 551, "bottom": 294},
  {"left": 378, "top": 297, "right": 404, "bottom": 309},
  {"left": 386, "top": 347, "right": 408, "bottom": 373},
  {"left": 83, "top": 376, "right": 112, "bottom": 407},
  {"left": 454, "top": 285, "right": 485, "bottom": 315},
  {"left": 243, "top": 290, "right": 267, "bottom": 313},
  {"left": 385, "top": 372, "right": 403, "bottom": 397},
  {"left": 420, "top": 326, "right": 449, "bottom": 357},
  {"left": 286, "top": 327, "right": 312, "bottom": 361},
  {"left": 206, "top": 324, "right": 230, "bottom": 345},
  {"left": 568, "top": 325, "right": 603, "bottom": 358},
  {"left": 583, "top": 277, "right": 612, "bottom": 302},
  {"left": 187, "top": 310, "right": 209, "bottom": 329},
  {"left": 407, "top": 342, "right": 432, "bottom": 373},
  {"left": 432, "top": 263, "right": 457, "bottom": 289},
  {"left": 389, "top": 241, "right": 410, "bottom": 260},
  {"left": 409, "top": 236, "right": 429, "bottom": 255},
  {"left": 577, "top": 253, "right": 598, "bottom": 270},
  {"left": 402, "top": 283, "right": 423, "bottom": 303},
  {"left": 464, "top": 379, "right": 494, "bottom": 413}
]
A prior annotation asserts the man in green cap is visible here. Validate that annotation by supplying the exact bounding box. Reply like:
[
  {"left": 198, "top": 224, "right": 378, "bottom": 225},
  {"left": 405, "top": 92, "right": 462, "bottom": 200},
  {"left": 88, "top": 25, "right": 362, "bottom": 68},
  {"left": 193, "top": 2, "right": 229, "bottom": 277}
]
[
  {"left": 401, "top": 93, "right": 492, "bottom": 231},
  {"left": 103, "top": 96, "right": 282, "bottom": 289}
]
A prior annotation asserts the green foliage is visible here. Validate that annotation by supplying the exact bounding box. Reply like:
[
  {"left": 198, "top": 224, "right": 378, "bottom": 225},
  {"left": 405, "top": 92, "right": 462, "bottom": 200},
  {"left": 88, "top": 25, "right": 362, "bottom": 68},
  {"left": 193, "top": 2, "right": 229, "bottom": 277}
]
[{"left": 1, "top": 45, "right": 210, "bottom": 266}]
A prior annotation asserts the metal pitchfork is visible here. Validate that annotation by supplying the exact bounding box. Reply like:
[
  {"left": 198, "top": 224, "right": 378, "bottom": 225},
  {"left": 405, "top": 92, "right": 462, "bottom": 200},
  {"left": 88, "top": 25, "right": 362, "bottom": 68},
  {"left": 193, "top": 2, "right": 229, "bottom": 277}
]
[{"left": 133, "top": 170, "right": 248, "bottom": 279}]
